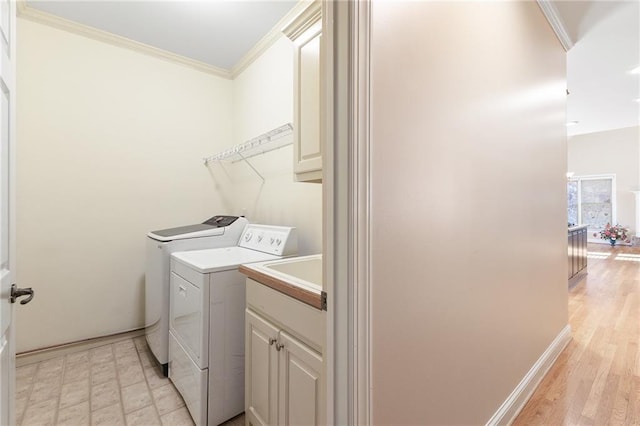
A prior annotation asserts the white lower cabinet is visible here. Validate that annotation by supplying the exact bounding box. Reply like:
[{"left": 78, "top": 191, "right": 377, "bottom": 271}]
[
  {"left": 245, "top": 310, "right": 278, "bottom": 426},
  {"left": 277, "top": 331, "right": 322, "bottom": 425},
  {"left": 245, "top": 309, "right": 323, "bottom": 426}
]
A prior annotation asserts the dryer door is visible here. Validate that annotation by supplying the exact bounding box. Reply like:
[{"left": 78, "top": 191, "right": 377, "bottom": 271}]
[{"left": 170, "top": 272, "right": 208, "bottom": 369}]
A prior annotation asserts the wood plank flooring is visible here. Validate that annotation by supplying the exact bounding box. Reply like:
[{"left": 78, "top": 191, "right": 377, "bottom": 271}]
[{"left": 513, "top": 243, "right": 640, "bottom": 426}]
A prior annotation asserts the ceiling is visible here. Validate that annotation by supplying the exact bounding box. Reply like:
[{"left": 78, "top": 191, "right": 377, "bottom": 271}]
[
  {"left": 23, "top": 0, "right": 640, "bottom": 137},
  {"left": 26, "top": 0, "right": 298, "bottom": 71},
  {"left": 554, "top": 0, "right": 640, "bottom": 137}
]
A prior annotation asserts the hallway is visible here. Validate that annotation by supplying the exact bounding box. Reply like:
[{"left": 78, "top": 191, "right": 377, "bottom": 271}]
[{"left": 514, "top": 243, "right": 640, "bottom": 425}]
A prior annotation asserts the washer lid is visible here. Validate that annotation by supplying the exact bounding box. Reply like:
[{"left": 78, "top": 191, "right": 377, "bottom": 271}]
[
  {"left": 147, "top": 215, "right": 243, "bottom": 242},
  {"left": 148, "top": 224, "right": 225, "bottom": 241},
  {"left": 171, "top": 247, "right": 282, "bottom": 274}
]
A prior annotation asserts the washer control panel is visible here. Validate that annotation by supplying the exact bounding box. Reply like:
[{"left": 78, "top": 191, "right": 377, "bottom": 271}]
[{"left": 238, "top": 224, "right": 298, "bottom": 256}]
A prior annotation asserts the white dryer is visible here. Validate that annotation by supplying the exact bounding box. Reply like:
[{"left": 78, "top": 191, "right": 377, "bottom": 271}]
[
  {"left": 169, "top": 224, "right": 297, "bottom": 426},
  {"left": 146, "top": 215, "right": 248, "bottom": 375}
]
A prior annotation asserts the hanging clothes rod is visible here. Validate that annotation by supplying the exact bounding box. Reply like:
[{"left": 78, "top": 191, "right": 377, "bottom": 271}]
[{"left": 203, "top": 123, "right": 294, "bottom": 166}]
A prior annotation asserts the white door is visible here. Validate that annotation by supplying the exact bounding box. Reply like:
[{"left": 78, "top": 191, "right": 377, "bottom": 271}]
[
  {"left": 0, "top": 1, "right": 18, "bottom": 424},
  {"left": 278, "top": 331, "right": 323, "bottom": 426},
  {"left": 245, "top": 310, "right": 279, "bottom": 426}
]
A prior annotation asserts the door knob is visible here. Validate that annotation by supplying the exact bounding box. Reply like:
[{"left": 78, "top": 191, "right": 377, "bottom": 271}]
[{"left": 10, "top": 284, "right": 34, "bottom": 305}]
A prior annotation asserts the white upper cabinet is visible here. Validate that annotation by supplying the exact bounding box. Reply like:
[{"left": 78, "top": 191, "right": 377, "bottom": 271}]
[{"left": 283, "top": 1, "right": 323, "bottom": 183}]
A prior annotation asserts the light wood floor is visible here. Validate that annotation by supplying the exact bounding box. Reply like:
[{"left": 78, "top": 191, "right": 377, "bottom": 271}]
[{"left": 513, "top": 243, "right": 640, "bottom": 426}]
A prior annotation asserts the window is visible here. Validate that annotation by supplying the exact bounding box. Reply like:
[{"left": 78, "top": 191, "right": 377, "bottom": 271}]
[
  {"left": 567, "top": 180, "right": 579, "bottom": 226},
  {"left": 567, "top": 175, "right": 616, "bottom": 233}
]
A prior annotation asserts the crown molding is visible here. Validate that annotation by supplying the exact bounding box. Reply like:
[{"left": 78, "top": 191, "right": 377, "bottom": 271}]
[
  {"left": 17, "top": 1, "right": 232, "bottom": 79},
  {"left": 536, "top": 0, "right": 574, "bottom": 52},
  {"left": 282, "top": 0, "right": 321, "bottom": 41},
  {"left": 17, "top": 0, "right": 315, "bottom": 80},
  {"left": 17, "top": 0, "right": 27, "bottom": 16},
  {"left": 230, "top": 0, "right": 313, "bottom": 79}
]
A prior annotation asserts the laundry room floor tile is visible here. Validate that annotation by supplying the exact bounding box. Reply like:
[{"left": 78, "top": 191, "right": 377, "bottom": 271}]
[
  {"left": 57, "top": 400, "right": 90, "bottom": 425},
  {"left": 121, "top": 381, "right": 153, "bottom": 414},
  {"left": 160, "top": 407, "right": 194, "bottom": 426},
  {"left": 15, "top": 336, "right": 245, "bottom": 426},
  {"left": 151, "top": 383, "right": 185, "bottom": 416}
]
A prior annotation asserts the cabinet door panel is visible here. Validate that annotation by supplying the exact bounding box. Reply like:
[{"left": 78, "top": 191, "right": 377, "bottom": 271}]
[
  {"left": 567, "top": 232, "right": 572, "bottom": 279},
  {"left": 285, "top": 1, "right": 323, "bottom": 182},
  {"left": 298, "top": 31, "right": 321, "bottom": 165},
  {"left": 278, "top": 331, "right": 323, "bottom": 426},
  {"left": 580, "top": 229, "right": 587, "bottom": 270},
  {"left": 246, "top": 310, "right": 279, "bottom": 426}
]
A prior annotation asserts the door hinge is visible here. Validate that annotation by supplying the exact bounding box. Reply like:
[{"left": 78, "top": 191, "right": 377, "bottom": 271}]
[{"left": 321, "top": 291, "right": 327, "bottom": 311}]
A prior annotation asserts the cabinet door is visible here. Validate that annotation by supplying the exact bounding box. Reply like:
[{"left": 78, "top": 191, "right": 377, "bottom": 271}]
[
  {"left": 294, "top": 27, "right": 322, "bottom": 181},
  {"left": 567, "top": 233, "right": 572, "bottom": 279},
  {"left": 285, "top": 1, "right": 323, "bottom": 182},
  {"left": 567, "top": 232, "right": 573, "bottom": 279},
  {"left": 580, "top": 229, "right": 587, "bottom": 271},
  {"left": 245, "top": 310, "right": 279, "bottom": 426},
  {"left": 277, "top": 331, "right": 323, "bottom": 426}
]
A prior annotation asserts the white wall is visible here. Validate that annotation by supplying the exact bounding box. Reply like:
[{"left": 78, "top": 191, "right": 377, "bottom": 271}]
[
  {"left": 16, "top": 19, "right": 234, "bottom": 352},
  {"left": 568, "top": 126, "right": 640, "bottom": 235},
  {"left": 225, "top": 36, "right": 323, "bottom": 255},
  {"left": 16, "top": 19, "right": 323, "bottom": 353},
  {"left": 368, "top": 1, "right": 568, "bottom": 423}
]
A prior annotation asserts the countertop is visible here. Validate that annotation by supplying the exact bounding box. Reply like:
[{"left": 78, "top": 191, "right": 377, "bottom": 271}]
[{"left": 239, "top": 254, "right": 325, "bottom": 310}]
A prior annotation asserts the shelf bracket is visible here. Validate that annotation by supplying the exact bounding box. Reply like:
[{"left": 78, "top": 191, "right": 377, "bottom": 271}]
[{"left": 237, "top": 152, "right": 265, "bottom": 182}]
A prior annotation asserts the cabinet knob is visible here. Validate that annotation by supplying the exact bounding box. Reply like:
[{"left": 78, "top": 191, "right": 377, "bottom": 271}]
[
  {"left": 269, "top": 338, "right": 277, "bottom": 346},
  {"left": 276, "top": 342, "right": 285, "bottom": 351}
]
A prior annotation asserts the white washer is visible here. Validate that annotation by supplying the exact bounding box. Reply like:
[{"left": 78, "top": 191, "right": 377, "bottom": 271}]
[
  {"left": 168, "top": 224, "right": 297, "bottom": 426},
  {"left": 146, "top": 215, "right": 248, "bottom": 375}
]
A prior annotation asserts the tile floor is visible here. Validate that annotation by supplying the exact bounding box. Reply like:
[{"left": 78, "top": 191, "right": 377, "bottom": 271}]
[{"left": 16, "top": 336, "right": 245, "bottom": 426}]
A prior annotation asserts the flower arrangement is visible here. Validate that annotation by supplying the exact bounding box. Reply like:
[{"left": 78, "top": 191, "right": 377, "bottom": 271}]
[{"left": 594, "top": 223, "right": 630, "bottom": 246}]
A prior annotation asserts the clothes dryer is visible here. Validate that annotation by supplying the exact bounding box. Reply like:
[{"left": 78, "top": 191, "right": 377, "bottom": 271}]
[
  {"left": 146, "top": 215, "right": 248, "bottom": 375},
  {"left": 168, "top": 224, "right": 297, "bottom": 425}
]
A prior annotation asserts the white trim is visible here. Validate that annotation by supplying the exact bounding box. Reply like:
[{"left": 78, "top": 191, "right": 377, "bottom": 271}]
[
  {"left": 282, "top": 0, "right": 321, "bottom": 41},
  {"left": 327, "top": 1, "right": 372, "bottom": 423},
  {"left": 4, "top": 2, "right": 17, "bottom": 425},
  {"left": 351, "top": 1, "right": 372, "bottom": 424},
  {"left": 631, "top": 190, "right": 640, "bottom": 237},
  {"left": 325, "top": 1, "right": 373, "bottom": 423},
  {"left": 324, "top": 0, "right": 359, "bottom": 423},
  {"left": 536, "top": 0, "right": 574, "bottom": 52},
  {"left": 17, "top": 3, "right": 232, "bottom": 78},
  {"left": 230, "top": 0, "right": 314, "bottom": 79},
  {"left": 322, "top": 0, "right": 336, "bottom": 422},
  {"left": 16, "top": 328, "right": 145, "bottom": 367},
  {"left": 17, "top": 0, "right": 316, "bottom": 80},
  {"left": 16, "top": 0, "right": 27, "bottom": 16},
  {"left": 573, "top": 173, "right": 618, "bottom": 181},
  {"left": 486, "top": 325, "right": 572, "bottom": 426}
]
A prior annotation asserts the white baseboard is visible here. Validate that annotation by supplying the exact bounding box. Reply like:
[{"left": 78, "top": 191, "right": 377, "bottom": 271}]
[
  {"left": 589, "top": 239, "right": 632, "bottom": 246},
  {"left": 16, "top": 328, "right": 145, "bottom": 367},
  {"left": 486, "top": 324, "right": 572, "bottom": 426}
]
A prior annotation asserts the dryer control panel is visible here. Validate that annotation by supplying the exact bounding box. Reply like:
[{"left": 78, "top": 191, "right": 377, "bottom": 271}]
[{"left": 239, "top": 224, "right": 298, "bottom": 256}]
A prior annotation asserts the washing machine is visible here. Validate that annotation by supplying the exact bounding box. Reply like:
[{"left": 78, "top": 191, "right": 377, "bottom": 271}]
[
  {"left": 168, "top": 224, "right": 297, "bottom": 426},
  {"left": 146, "top": 215, "right": 248, "bottom": 375}
]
